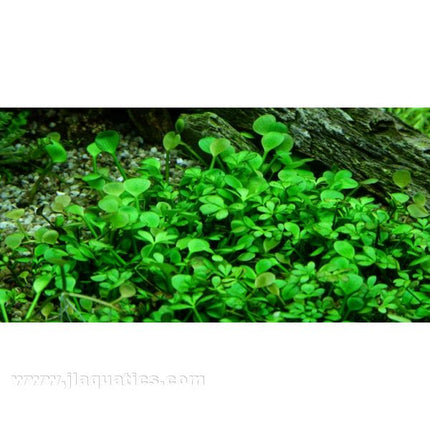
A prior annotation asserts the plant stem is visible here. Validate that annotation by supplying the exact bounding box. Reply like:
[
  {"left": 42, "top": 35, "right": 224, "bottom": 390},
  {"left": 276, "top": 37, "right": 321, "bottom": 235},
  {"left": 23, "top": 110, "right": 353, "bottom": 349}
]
[
  {"left": 60, "top": 265, "right": 67, "bottom": 291},
  {"left": 0, "top": 303, "right": 9, "bottom": 322},
  {"left": 65, "top": 292, "right": 121, "bottom": 312},
  {"left": 25, "top": 292, "right": 42, "bottom": 321},
  {"left": 165, "top": 150, "right": 170, "bottom": 183},
  {"left": 180, "top": 143, "right": 207, "bottom": 165},
  {"left": 112, "top": 154, "right": 127, "bottom": 180}
]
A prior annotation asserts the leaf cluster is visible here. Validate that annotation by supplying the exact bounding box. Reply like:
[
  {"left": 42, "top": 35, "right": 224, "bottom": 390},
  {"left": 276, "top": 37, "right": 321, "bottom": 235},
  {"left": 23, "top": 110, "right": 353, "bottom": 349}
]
[{"left": 1, "top": 114, "right": 430, "bottom": 322}]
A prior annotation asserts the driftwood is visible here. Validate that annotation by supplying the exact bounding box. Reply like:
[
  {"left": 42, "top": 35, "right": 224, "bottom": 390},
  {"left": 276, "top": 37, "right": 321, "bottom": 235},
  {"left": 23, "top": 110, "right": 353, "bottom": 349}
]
[{"left": 177, "top": 108, "right": 430, "bottom": 207}]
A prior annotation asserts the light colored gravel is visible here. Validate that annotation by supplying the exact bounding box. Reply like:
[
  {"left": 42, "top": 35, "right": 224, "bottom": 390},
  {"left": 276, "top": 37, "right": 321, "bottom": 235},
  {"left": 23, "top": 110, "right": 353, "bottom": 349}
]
[{"left": 0, "top": 135, "right": 198, "bottom": 241}]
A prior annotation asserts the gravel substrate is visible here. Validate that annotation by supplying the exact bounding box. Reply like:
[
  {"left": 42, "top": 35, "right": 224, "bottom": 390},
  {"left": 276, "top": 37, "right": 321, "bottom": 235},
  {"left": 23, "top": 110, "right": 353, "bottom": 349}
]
[{"left": 0, "top": 134, "right": 198, "bottom": 242}]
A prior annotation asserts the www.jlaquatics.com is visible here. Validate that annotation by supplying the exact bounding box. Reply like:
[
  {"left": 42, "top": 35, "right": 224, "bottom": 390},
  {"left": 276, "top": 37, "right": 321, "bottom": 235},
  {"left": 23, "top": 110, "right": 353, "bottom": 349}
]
[{"left": 10, "top": 373, "right": 206, "bottom": 389}]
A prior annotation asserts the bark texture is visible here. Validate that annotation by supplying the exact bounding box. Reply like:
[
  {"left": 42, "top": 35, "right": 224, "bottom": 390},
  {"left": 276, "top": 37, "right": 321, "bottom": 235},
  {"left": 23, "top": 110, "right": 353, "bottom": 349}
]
[{"left": 179, "top": 108, "right": 430, "bottom": 206}]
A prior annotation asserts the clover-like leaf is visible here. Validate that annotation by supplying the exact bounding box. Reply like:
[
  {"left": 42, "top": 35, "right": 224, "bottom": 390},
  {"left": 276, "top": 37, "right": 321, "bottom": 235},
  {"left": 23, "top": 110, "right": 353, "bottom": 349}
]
[
  {"left": 33, "top": 274, "right": 53, "bottom": 294},
  {"left": 347, "top": 296, "right": 365, "bottom": 311},
  {"left": 210, "top": 138, "right": 231, "bottom": 158},
  {"left": 5, "top": 209, "right": 25, "bottom": 220},
  {"left": 392, "top": 169, "right": 411, "bottom": 188},
  {"left": 187, "top": 238, "right": 212, "bottom": 255},
  {"left": 5, "top": 233, "right": 25, "bottom": 249},
  {"left": 45, "top": 141, "right": 67, "bottom": 163},
  {"left": 140, "top": 211, "right": 160, "bottom": 228},
  {"left": 407, "top": 204, "right": 429, "bottom": 218},
  {"left": 51, "top": 194, "right": 71, "bottom": 212},
  {"left": 198, "top": 137, "right": 216, "bottom": 154},
  {"left": 87, "top": 142, "right": 102, "bottom": 158},
  {"left": 334, "top": 240, "right": 355, "bottom": 260},
  {"left": 120, "top": 282, "right": 137, "bottom": 298},
  {"left": 163, "top": 131, "right": 181, "bottom": 151},
  {"left": 262, "top": 131, "right": 285, "bottom": 153},
  {"left": 44, "top": 248, "right": 68, "bottom": 265},
  {"left": 95, "top": 130, "right": 120, "bottom": 155},
  {"left": 124, "top": 178, "right": 151, "bottom": 197},
  {"left": 41, "top": 230, "right": 59, "bottom": 245},
  {"left": 103, "top": 182, "right": 125, "bottom": 197},
  {"left": 98, "top": 195, "right": 121, "bottom": 213},
  {"left": 255, "top": 272, "right": 276, "bottom": 288}
]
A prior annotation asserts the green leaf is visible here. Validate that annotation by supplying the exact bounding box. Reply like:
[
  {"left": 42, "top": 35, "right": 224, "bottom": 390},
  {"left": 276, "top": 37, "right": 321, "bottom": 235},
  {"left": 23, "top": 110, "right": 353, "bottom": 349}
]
[
  {"left": 387, "top": 314, "right": 411, "bottom": 322},
  {"left": 45, "top": 141, "right": 67, "bottom": 163},
  {"left": 210, "top": 138, "right": 231, "bottom": 158},
  {"left": 392, "top": 224, "right": 413, "bottom": 235},
  {"left": 109, "top": 211, "right": 129, "bottom": 229},
  {"left": 103, "top": 182, "right": 125, "bottom": 196},
  {"left": 44, "top": 248, "right": 68, "bottom": 265},
  {"left": 33, "top": 274, "right": 53, "bottom": 294},
  {"left": 140, "top": 211, "right": 160, "bottom": 228},
  {"left": 255, "top": 272, "right": 276, "bottom": 288},
  {"left": 98, "top": 195, "right": 121, "bottom": 213},
  {"left": 198, "top": 137, "right": 216, "bottom": 154},
  {"left": 320, "top": 190, "right": 344, "bottom": 201},
  {"left": 360, "top": 178, "right": 379, "bottom": 185},
  {"left": 334, "top": 241, "right": 355, "bottom": 260},
  {"left": 262, "top": 131, "right": 285, "bottom": 153},
  {"left": 124, "top": 178, "right": 151, "bottom": 197},
  {"left": 51, "top": 194, "right": 71, "bottom": 212},
  {"left": 225, "top": 175, "right": 242, "bottom": 189},
  {"left": 136, "top": 231, "right": 154, "bottom": 243},
  {"left": 87, "top": 142, "right": 102, "bottom": 158},
  {"left": 215, "top": 208, "right": 229, "bottom": 220},
  {"left": 65, "top": 204, "right": 85, "bottom": 217},
  {"left": 163, "top": 131, "right": 181, "bottom": 151},
  {"left": 171, "top": 274, "right": 193, "bottom": 293},
  {"left": 252, "top": 115, "right": 287, "bottom": 135},
  {"left": 407, "top": 204, "right": 429, "bottom": 218},
  {"left": 187, "top": 238, "right": 212, "bottom": 255},
  {"left": 391, "top": 193, "right": 410, "bottom": 204},
  {"left": 5, "top": 208, "right": 25, "bottom": 220},
  {"left": 392, "top": 170, "right": 411, "bottom": 188},
  {"left": 41, "top": 230, "right": 59, "bottom": 245},
  {"left": 346, "top": 296, "right": 365, "bottom": 311},
  {"left": 255, "top": 259, "right": 275, "bottom": 274},
  {"left": 41, "top": 302, "right": 54, "bottom": 318},
  {"left": 0, "top": 289, "right": 11, "bottom": 305},
  {"left": 120, "top": 282, "right": 136, "bottom": 298},
  {"left": 5, "top": 233, "right": 25, "bottom": 249},
  {"left": 95, "top": 130, "right": 120, "bottom": 155},
  {"left": 200, "top": 204, "right": 220, "bottom": 215},
  {"left": 55, "top": 275, "right": 76, "bottom": 292},
  {"left": 338, "top": 274, "right": 363, "bottom": 295},
  {"left": 175, "top": 118, "right": 185, "bottom": 133},
  {"left": 413, "top": 193, "right": 427, "bottom": 206}
]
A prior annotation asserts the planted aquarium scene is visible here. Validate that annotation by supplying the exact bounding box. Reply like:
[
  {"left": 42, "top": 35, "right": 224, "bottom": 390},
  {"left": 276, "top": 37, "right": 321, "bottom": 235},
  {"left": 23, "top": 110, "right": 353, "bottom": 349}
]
[{"left": 0, "top": 108, "right": 430, "bottom": 322}]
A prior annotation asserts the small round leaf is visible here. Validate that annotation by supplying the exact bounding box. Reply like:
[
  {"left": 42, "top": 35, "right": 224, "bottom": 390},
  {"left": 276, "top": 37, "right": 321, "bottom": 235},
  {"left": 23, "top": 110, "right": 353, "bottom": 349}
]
[
  {"left": 95, "top": 130, "right": 120, "bottom": 155},
  {"left": 124, "top": 178, "right": 151, "bottom": 197}
]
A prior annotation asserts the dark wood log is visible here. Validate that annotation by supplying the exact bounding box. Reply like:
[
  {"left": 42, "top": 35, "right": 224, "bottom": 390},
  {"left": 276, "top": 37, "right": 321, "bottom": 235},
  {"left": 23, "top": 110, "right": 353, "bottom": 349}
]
[{"left": 179, "top": 108, "right": 430, "bottom": 207}]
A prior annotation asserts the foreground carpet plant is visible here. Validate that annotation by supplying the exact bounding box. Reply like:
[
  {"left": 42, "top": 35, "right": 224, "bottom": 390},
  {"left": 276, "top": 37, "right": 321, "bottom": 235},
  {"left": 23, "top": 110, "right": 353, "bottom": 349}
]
[{"left": 1, "top": 114, "right": 429, "bottom": 322}]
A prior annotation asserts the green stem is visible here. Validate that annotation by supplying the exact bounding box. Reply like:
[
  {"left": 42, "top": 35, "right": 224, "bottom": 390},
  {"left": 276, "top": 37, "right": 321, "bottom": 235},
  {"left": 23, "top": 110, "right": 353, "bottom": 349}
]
[
  {"left": 112, "top": 154, "right": 127, "bottom": 180},
  {"left": 82, "top": 215, "right": 98, "bottom": 238},
  {"left": 165, "top": 150, "right": 170, "bottom": 183},
  {"left": 60, "top": 265, "right": 67, "bottom": 291},
  {"left": 209, "top": 156, "right": 216, "bottom": 170},
  {"left": 25, "top": 292, "right": 42, "bottom": 321},
  {"left": 92, "top": 156, "right": 98, "bottom": 173},
  {"left": 0, "top": 303, "right": 9, "bottom": 322},
  {"left": 180, "top": 143, "right": 207, "bottom": 165},
  {"left": 193, "top": 307, "right": 203, "bottom": 322},
  {"left": 65, "top": 292, "right": 121, "bottom": 312},
  {"left": 28, "top": 162, "right": 52, "bottom": 205}
]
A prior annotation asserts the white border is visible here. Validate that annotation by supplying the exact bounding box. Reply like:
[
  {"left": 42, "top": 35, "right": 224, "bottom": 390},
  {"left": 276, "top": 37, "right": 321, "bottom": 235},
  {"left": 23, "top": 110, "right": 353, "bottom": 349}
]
[{"left": 1, "top": 2, "right": 430, "bottom": 429}]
